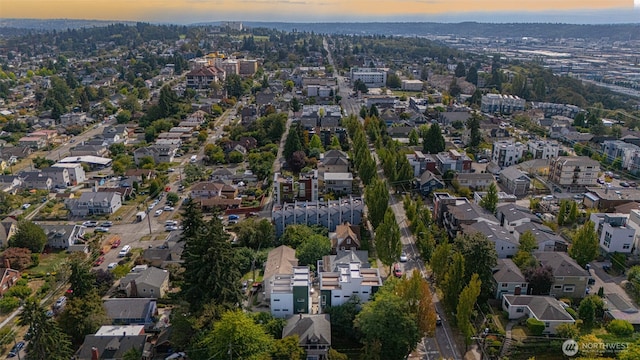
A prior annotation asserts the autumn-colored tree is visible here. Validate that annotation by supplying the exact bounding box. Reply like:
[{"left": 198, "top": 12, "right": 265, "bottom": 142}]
[{"left": 1, "top": 247, "right": 32, "bottom": 270}]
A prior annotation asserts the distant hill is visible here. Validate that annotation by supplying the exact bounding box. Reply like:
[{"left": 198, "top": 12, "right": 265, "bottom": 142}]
[{"left": 0, "top": 18, "right": 136, "bottom": 32}]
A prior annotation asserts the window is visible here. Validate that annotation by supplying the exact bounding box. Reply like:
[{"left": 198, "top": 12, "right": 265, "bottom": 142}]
[
  {"left": 604, "top": 232, "right": 612, "bottom": 248},
  {"left": 623, "top": 244, "right": 631, "bottom": 250},
  {"left": 563, "top": 286, "right": 575, "bottom": 293},
  {"left": 502, "top": 283, "right": 508, "bottom": 288},
  {"left": 554, "top": 285, "right": 562, "bottom": 289},
  {"left": 347, "top": 238, "right": 351, "bottom": 245},
  {"left": 297, "top": 298, "right": 305, "bottom": 303},
  {"left": 516, "top": 308, "right": 524, "bottom": 313},
  {"left": 522, "top": 284, "right": 527, "bottom": 288},
  {"left": 545, "top": 322, "right": 550, "bottom": 327},
  {"left": 274, "top": 299, "right": 280, "bottom": 302},
  {"left": 321, "top": 295, "right": 326, "bottom": 306}
]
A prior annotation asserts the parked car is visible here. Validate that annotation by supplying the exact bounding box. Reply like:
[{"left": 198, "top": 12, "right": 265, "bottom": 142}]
[
  {"left": 118, "top": 245, "right": 131, "bottom": 257},
  {"left": 111, "top": 239, "right": 121, "bottom": 248},
  {"left": 54, "top": 296, "right": 67, "bottom": 309},
  {"left": 8, "top": 341, "right": 25, "bottom": 358},
  {"left": 620, "top": 182, "right": 630, "bottom": 187},
  {"left": 228, "top": 214, "right": 240, "bottom": 221},
  {"left": 94, "top": 227, "right": 109, "bottom": 233},
  {"left": 155, "top": 209, "right": 164, "bottom": 216},
  {"left": 477, "top": 159, "right": 489, "bottom": 164},
  {"left": 107, "top": 262, "right": 118, "bottom": 270},
  {"left": 543, "top": 195, "right": 554, "bottom": 201},
  {"left": 165, "top": 225, "right": 178, "bottom": 231},
  {"left": 83, "top": 221, "right": 98, "bottom": 227},
  {"left": 100, "top": 221, "right": 113, "bottom": 227},
  {"left": 436, "top": 313, "right": 442, "bottom": 326},
  {"left": 22, "top": 203, "right": 31, "bottom": 210},
  {"left": 93, "top": 256, "right": 105, "bottom": 266},
  {"left": 164, "top": 206, "right": 175, "bottom": 211},
  {"left": 399, "top": 251, "right": 408, "bottom": 262}
]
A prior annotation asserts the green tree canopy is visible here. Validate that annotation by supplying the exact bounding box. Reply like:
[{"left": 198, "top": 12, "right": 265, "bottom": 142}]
[
  {"left": 296, "top": 234, "right": 331, "bottom": 270},
  {"left": 479, "top": 182, "right": 499, "bottom": 214},
  {"left": 569, "top": 220, "right": 599, "bottom": 268},
  {"left": 375, "top": 208, "right": 402, "bottom": 271},
  {"left": 9, "top": 220, "right": 47, "bottom": 253},
  {"left": 422, "top": 123, "right": 445, "bottom": 154},
  {"left": 454, "top": 231, "right": 498, "bottom": 301},
  {"left": 19, "top": 298, "right": 73, "bottom": 360},
  {"left": 201, "top": 310, "right": 273, "bottom": 360},
  {"left": 364, "top": 178, "right": 389, "bottom": 229}
]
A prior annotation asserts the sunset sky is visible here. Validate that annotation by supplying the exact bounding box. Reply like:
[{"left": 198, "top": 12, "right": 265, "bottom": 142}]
[{"left": 1, "top": 0, "right": 638, "bottom": 23}]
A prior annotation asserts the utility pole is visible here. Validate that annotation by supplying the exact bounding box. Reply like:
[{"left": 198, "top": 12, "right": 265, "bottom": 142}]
[{"left": 146, "top": 201, "right": 152, "bottom": 235}]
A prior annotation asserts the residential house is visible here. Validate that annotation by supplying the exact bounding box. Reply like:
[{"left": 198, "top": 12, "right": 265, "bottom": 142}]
[
  {"left": 493, "top": 259, "right": 528, "bottom": 299},
  {"left": 142, "top": 239, "right": 184, "bottom": 268},
  {"left": 435, "top": 150, "right": 472, "bottom": 174},
  {"left": 103, "top": 298, "right": 157, "bottom": 327},
  {"left": 186, "top": 66, "right": 225, "bottom": 90},
  {"left": 119, "top": 266, "right": 170, "bottom": 298},
  {"left": 256, "top": 88, "right": 276, "bottom": 106},
  {"left": 124, "top": 169, "right": 155, "bottom": 184},
  {"left": 548, "top": 156, "right": 600, "bottom": 190},
  {"left": 76, "top": 334, "right": 150, "bottom": 360},
  {"left": 18, "top": 136, "right": 46, "bottom": 149},
  {"left": 590, "top": 213, "right": 636, "bottom": 254},
  {"left": 40, "top": 224, "right": 86, "bottom": 250},
  {"left": 282, "top": 314, "right": 331, "bottom": 360},
  {"left": 133, "top": 144, "right": 178, "bottom": 165},
  {"left": 52, "top": 163, "right": 86, "bottom": 185},
  {"left": 190, "top": 181, "right": 237, "bottom": 199},
  {"left": 514, "top": 222, "right": 568, "bottom": 252},
  {"left": 455, "top": 173, "right": 495, "bottom": 190},
  {"left": 502, "top": 295, "right": 575, "bottom": 335},
  {"left": 318, "top": 151, "right": 350, "bottom": 174},
  {"left": 416, "top": 170, "right": 445, "bottom": 197},
  {"left": 535, "top": 252, "right": 590, "bottom": 298},
  {"left": 0, "top": 176, "right": 22, "bottom": 194},
  {"left": 272, "top": 198, "right": 364, "bottom": 237},
  {"left": 0, "top": 146, "right": 32, "bottom": 162},
  {"left": 583, "top": 187, "right": 640, "bottom": 212},
  {"left": 101, "top": 125, "right": 129, "bottom": 144},
  {"left": 210, "top": 167, "right": 235, "bottom": 181},
  {"left": 0, "top": 260, "right": 20, "bottom": 297},
  {"left": 496, "top": 204, "right": 541, "bottom": 232},
  {"left": 70, "top": 144, "right": 109, "bottom": 157},
  {"left": 66, "top": 191, "right": 122, "bottom": 216},
  {"left": 264, "top": 245, "right": 298, "bottom": 302},
  {"left": 491, "top": 140, "right": 526, "bottom": 168},
  {"left": 273, "top": 172, "right": 319, "bottom": 205},
  {"left": 329, "top": 222, "right": 361, "bottom": 253},
  {"left": 440, "top": 199, "right": 499, "bottom": 239},
  {"left": 270, "top": 266, "right": 311, "bottom": 318},
  {"left": 500, "top": 167, "right": 531, "bottom": 197},
  {"left": 322, "top": 172, "right": 353, "bottom": 195},
  {"left": 20, "top": 171, "right": 52, "bottom": 190},
  {"left": 318, "top": 255, "right": 381, "bottom": 311},
  {"left": 462, "top": 221, "right": 519, "bottom": 258},
  {"left": 407, "top": 151, "right": 437, "bottom": 177},
  {"left": 0, "top": 217, "right": 18, "bottom": 248},
  {"left": 40, "top": 166, "right": 70, "bottom": 188},
  {"left": 528, "top": 140, "right": 560, "bottom": 160},
  {"left": 59, "top": 112, "right": 91, "bottom": 127}
]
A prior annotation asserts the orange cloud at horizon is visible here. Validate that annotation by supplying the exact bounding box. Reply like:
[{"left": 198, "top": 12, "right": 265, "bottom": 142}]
[{"left": 1, "top": 0, "right": 634, "bottom": 22}]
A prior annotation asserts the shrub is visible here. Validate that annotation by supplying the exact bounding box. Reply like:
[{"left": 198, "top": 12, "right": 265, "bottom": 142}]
[
  {"left": 5, "top": 285, "right": 32, "bottom": 299},
  {"left": 556, "top": 323, "right": 579, "bottom": 339},
  {"left": 0, "top": 297, "right": 19, "bottom": 313},
  {"left": 526, "top": 317, "right": 546, "bottom": 336},
  {"left": 607, "top": 319, "right": 634, "bottom": 336},
  {"left": 566, "top": 307, "right": 578, "bottom": 319}
]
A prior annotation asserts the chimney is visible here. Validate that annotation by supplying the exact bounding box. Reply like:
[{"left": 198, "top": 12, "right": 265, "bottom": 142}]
[
  {"left": 91, "top": 347, "right": 99, "bottom": 360},
  {"left": 130, "top": 280, "right": 138, "bottom": 297},
  {"left": 3, "top": 259, "right": 10, "bottom": 269}
]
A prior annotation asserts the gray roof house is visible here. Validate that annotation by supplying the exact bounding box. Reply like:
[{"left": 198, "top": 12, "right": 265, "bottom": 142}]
[
  {"left": 496, "top": 204, "right": 540, "bottom": 232},
  {"left": 417, "top": 170, "right": 445, "bottom": 196},
  {"left": 20, "top": 171, "right": 52, "bottom": 190},
  {"left": 39, "top": 224, "right": 86, "bottom": 250},
  {"left": 119, "top": 266, "right": 170, "bottom": 298},
  {"left": 502, "top": 295, "right": 575, "bottom": 335},
  {"left": 282, "top": 314, "right": 331, "bottom": 360},
  {"left": 493, "top": 259, "right": 528, "bottom": 299},
  {"left": 133, "top": 144, "right": 178, "bottom": 165},
  {"left": 103, "top": 298, "right": 157, "bottom": 327},
  {"left": 462, "top": 221, "right": 519, "bottom": 259},
  {"left": 500, "top": 166, "right": 531, "bottom": 197},
  {"left": 535, "top": 252, "right": 590, "bottom": 298},
  {"left": 514, "top": 222, "right": 568, "bottom": 252},
  {"left": 76, "top": 334, "right": 150, "bottom": 360},
  {"left": 66, "top": 191, "right": 122, "bottom": 217}
]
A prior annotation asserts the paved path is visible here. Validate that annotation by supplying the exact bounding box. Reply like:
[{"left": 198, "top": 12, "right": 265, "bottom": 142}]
[{"left": 499, "top": 320, "right": 517, "bottom": 358}]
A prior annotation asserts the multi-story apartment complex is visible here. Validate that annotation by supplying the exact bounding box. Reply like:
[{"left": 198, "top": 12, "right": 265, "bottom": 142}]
[
  {"left": 349, "top": 67, "right": 387, "bottom": 87},
  {"left": 602, "top": 140, "right": 640, "bottom": 172},
  {"left": 270, "top": 266, "right": 311, "bottom": 318},
  {"left": 528, "top": 140, "right": 560, "bottom": 160},
  {"left": 273, "top": 171, "right": 319, "bottom": 205},
  {"left": 271, "top": 198, "right": 364, "bottom": 237},
  {"left": 548, "top": 156, "right": 600, "bottom": 190},
  {"left": 239, "top": 59, "right": 258, "bottom": 77},
  {"left": 185, "top": 66, "right": 225, "bottom": 90},
  {"left": 435, "top": 149, "right": 472, "bottom": 174},
  {"left": 481, "top": 94, "right": 525, "bottom": 114},
  {"left": 590, "top": 213, "right": 636, "bottom": 254},
  {"left": 500, "top": 167, "right": 531, "bottom": 197},
  {"left": 529, "top": 102, "right": 583, "bottom": 119},
  {"left": 300, "top": 105, "right": 342, "bottom": 128},
  {"left": 491, "top": 140, "right": 526, "bottom": 168}
]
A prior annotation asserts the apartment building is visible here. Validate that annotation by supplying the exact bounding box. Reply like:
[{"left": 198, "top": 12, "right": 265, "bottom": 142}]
[
  {"left": 435, "top": 149, "right": 472, "bottom": 174},
  {"left": 528, "top": 140, "right": 560, "bottom": 160},
  {"left": 273, "top": 171, "right": 319, "bottom": 205},
  {"left": 319, "top": 260, "right": 382, "bottom": 312},
  {"left": 239, "top": 59, "right": 258, "bottom": 77},
  {"left": 272, "top": 198, "right": 364, "bottom": 237},
  {"left": 270, "top": 266, "right": 311, "bottom": 318},
  {"left": 491, "top": 140, "right": 526, "bottom": 168},
  {"left": 590, "top": 213, "right": 636, "bottom": 254},
  {"left": 481, "top": 94, "right": 525, "bottom": 114},
  {"left": 52, "top": 163, "right": 86, "bottom": 186},
  {"left": 349, "top": 67, "right": 387, "bottom": 87},
  {"left": 185, "top": 66, "right": 226, "bottom": 90},
  {"left": 548, "top": 156, "right": 600, "bottom": 190}
]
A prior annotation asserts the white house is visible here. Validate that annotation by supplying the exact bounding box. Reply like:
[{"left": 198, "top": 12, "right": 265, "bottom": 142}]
[
  {"left": 502, "top": 295, "right": 575, "bottom": 335},
  {"left": 491, "top": 140, "right": 526, "bottom": 168},
  {"left": 270, "top": 266, "right": 311, "bottom": 318},
  {"left": 462, "top": 221, "right": 519, "bottom": 258},
  {"left": 590, "top": 213, "right": 636, "bottom": 254}
]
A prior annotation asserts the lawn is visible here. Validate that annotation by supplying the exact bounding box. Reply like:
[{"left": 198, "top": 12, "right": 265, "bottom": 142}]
[
  {"left": 26, "top": 251, "right": 69, "bottom": 276},
  {"left": 511, "top": 325, "right": 529, "bottom": 342}
]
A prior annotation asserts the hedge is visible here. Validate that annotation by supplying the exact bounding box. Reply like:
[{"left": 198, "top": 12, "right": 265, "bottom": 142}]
[{"left": 526, "top": 317, "right": 546, "bottom": 336}]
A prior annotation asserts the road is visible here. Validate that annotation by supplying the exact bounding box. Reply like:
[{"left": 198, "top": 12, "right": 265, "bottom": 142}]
[
  {"left": 326, "top": 36, "right": 463, "bottom": 359},
  {"left": 46, "top": 121, "right": 111, "bottom": 161},
  {"left": 260, "top": 111, "right": 293, "bottom": 217}
]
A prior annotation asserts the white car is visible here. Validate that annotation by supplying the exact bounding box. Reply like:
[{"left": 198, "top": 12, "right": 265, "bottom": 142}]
[
  {"left": 400, "top": 252, "right": 408, "bottom": 262},
  {"left": 164, "top": 206, "right": 174, "bottom": 211},
  {"left": 94, "top": 227, "right": 109, "bottom": 233},
  {"left": 155, "top": 209, "right": 163, "bottom": 216},
  {"left": 107, "top": 262, "right": 118, "bottom": 270},
  {"left": 22, "top": 203, "right": 31, "bottom": 210},
  {"left": 165, "top": 225, "right": 178, "bottom": 231},
  {"left": 82, "top": 221, "right": 98, "bottom": 227}
]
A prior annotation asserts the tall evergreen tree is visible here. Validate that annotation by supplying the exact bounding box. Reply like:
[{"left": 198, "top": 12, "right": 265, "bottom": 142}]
[
  {"left": 480, "top": 182, "right": 499, "bottom": 214},
  {"left": 364, "top": 178, "right": 389, "bottom": 229},
  {"left": 283, "top": 123, "right": 303, "bottom": 161},
  {"left": 422, "top": 123, "right": 445, "bottom": 154},
  {"left": 19, "top": 298, "right": 73, "bottom": 360}
]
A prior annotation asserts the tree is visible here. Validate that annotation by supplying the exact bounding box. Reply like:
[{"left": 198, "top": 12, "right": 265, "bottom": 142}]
[
  {"left": 375, "top": 208, "right": 402, "bottom": 271},
  {"left": 123, "top": 348, "right": 143, "bottom": 360},
  {"left": 355, "top": 290, "right": 420, "bottom": 360},
  {"left": 480, "top": 182, "right": 499, "bottom": 214},
  {"left": 283, "top": 123, "right": 303, "bottom": 161},
  {"left": 309, "top": 134, "right": 324, "bottom": 153},
  {"left": 271, "top": 335, "right": 304, "bottom": 360},
  {"left": 296, "top": 234, "right": 331, "bottom": 270},
  {"left": 422, "top": 123, "right": 445, "bottom": 154},
  {"left": 115, "top": 109, "right": 131, "bottom": 123},
  {"left": 68, "top": 256, "right": 96, "bottom": 298},
  {"left": 524, "top": 265, "right": 554, "bottom": 295},
  {"left": 466, "top": 113, "right": 483, "bottom": 148},
  {"left": 386, "top": 73, "right": 402, "bottom": 88},
  {"left": 442, "top": 252, "right": 466, "bottom": 314},
  {"left": 19, "top": 298, "right": 73, "bottom": 360},
  {"left": 457, "top": 274, "right": 481, "bottom": 349},
  {"left": 9, "top": 220, "right": 47, "bottom": 253},
  {"left": 396, "top": 270, "right": 437, "bottom": 337},
  {"left": 328, "top": 349, "right": 349, "bottom": 360},
  {"left": 1, "top": 247, "right": 32, "bottom": 270},
  {"left": 465, "top": 66, "right": 478, "bottom": 85},
  {"left": 454, "top": 232, "right": 498, "bottom": 301},
  {"left": 289, "top": 150, "right": 308, "bottom": 172},
  {"left": 556, "top": 323, "right": 579, "bottom": 339},
  {"left": 607, "top": 319, "right": 634, "bottom": 336},
  {"left": 569, "top": 221, "right": 599, "bottom": 268},
  {"left": 431, "top": 241, "right": 451, "bottom": 285},
  {"left": 454, "top": 62, "right": 466, "bottom": 77},
  {"left": 281, "top": 225, "right": 317, "bottom": 248},
  {"left": 201, "top": 310, "right": 273, "bottom": 360},
  {"left": 408, "top": 128, "right": 419, "bottom": 146},
  {"left": 513, "top": 230, "right": 538, "bottom": 270},
  {"left": 58, "top": 291, "right": 108, "bottom": 345},
  {"left": 578, "top": 296, "right": 596, "bottom": 327},
  {"left": 228, "top": 150, "right": 244, "bottom": 163},
  {"left": 364, "top": 178, "right": 389, "bottom": 229},
  {"left": 568, "top": 201, "right": 579, "bottom": 224},
  {"left": 182, "top": 213, "right": 243, "bottom": 311},
  {"left": 557, "top": 200, "right": 567, "bottom": 226}
]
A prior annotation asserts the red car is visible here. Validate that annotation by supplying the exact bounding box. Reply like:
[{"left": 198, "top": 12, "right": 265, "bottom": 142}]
[
  {"left": 111, "top": 239, "right": 121, "bottom": 248},
  {"left": 393, "top": 264, "right": 402, "bottom": 278},
  {"left": 94, "top": 256, "right": 105, "bottom": 266}
]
